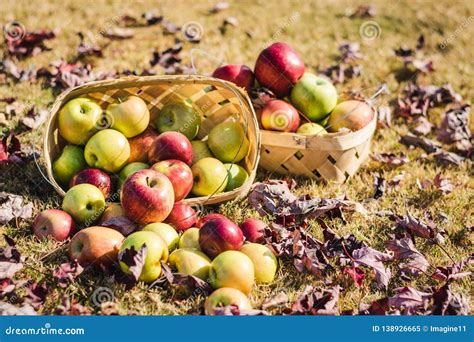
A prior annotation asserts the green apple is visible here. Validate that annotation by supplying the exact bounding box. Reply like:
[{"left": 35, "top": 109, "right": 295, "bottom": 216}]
[
  {"left": 208, "top": 122, "right": 249, "bottom": 163},
  {"left": 179, "top": 227, "right": 200, "bottom": 249},
  {"left": 107, "top": 96, "right": 150, "bottom": 138},
  {"left": 290, "top": 73, "right": 338, "bottom": 122},
  {"left": 204, "top": 288, "right": 252, "bottom": 315},
  {"left": 191, "top": 158, "right": 228, "bottom": 196},
  {"left": 223, "top": 163, "right": 249, "bottom": 191},
  {"left": 208, "top": 250, "right": 254, "bottom": 294},
  {"left": 191, "top": 140, "right": 213, "bottom": 164},
  {"left": 168, "top": 248, "right": 211, "bottom": 280},
  {"left": 118, "top": 162, "right": 149, "bottom": 188},
  {"left": 156, "top": 103, "right": 201, "bottom": 140},
  {"left": 53, "top": 145, "right": 87, "bottom": 185},
  {"left": 62, "top": 184, "right": 105, "bottom": 223},
  {"left": 58, "top": 98, "right": 102, "bottom": 145},
  {"left": 84, "top": 129, "right": 130, "bottom": 173},
  {"left": 240, "top": 243, "right": 278, "bottom": 283},
  {"left": 119, "top": 231, "right": 168, "bottom": 283},
  {"left": 142, "top": 222, "right": 179, "bottom": 251},
  {"left": 296, "top": 122, "right": 327, "bottom": 136}
]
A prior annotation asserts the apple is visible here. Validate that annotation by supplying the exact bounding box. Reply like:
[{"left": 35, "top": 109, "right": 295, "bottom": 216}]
[
  {"left": 148, "top": 131, "right": 193, "bottom": 166},
  {"left": 164, "top": 202, "right": 197, "bottom": 231},
  {"left": 98, "top": 203, "right": 138, "bottom": 236},
  {"left": 240, "top": 243, "right": 278, "bottom": 283},
  {"left": 118, "top": 162, "right": 149, "bottom": 188},
  {"left": 196, "top": 213, "right": 228, "bottom": 229},
  {"left": 155, "top": 103, "right": 201, "bottom": 140},
  {"left": 142, "top": 222, "right": 179, "bottom": 251},
  {"left": 84, "top": 129, "right": 130, "bottom": 173},
  {"left": 212, "top": 64, "right": 255, "bottom": 92},
  {"left": 260, "top": 100, "right": 300, "bottom": 132},
  {"left": 62, "top": 184, "right": 105, "bottom": 224},
  {"left": 69, "top": 168, "right": 112, "bottom": 199},
  {"left": 107, "top": 96, "right": 150, "bottom": 138},
  {"left": 191, "top": 158, "right": 228, "bottom": 197},
  {"left": 120, "top": 169, "right": 174, "bottom": 224},
  {"left": 208, "top": 250, "right": 254, "bottom": 294},
  {"left": 223, "top": 164, "right": 249, "bottom": 191},
  {"left": 239, "top": 218, "right": 266, "bottom": 243},
  {"left": 179, "top": 227, "right": 200, "bottom": 249},
  {"left": 53, "top": 145, "right": 87, "bottom": 185},
  {"left": 254, "top": 42, "right": 305, "bottom": 98},
  {"left": 296, "top": 122, "right": 327, "bottom": 135},
  {"left": 191, "top": 140, "right": 213, "bottom": 164},
  {"left": 168, "top": 248, "right": 211, "bottom": 280},
  {"left": 128, "top": 127, "right": 159, "bottom": 163},
  {"left": 204, "top": 288, "right": 252, "bottom": 315},
  {"left": 290, "top": 73, "right": 338, "bottom": 122},
  {"left": 327, "top": 100, "right": 374, "bottom": 132},
  {"left": 119, "top": 231, "right": 168, "bottom": 282},
  {"left": 199, "top": 217, "right": 244, "bottom": 258},
  {"left": 32, "top": 209, "right": 75, "bottom": 241},
  {"left": 99, "top": 203, "right": 124, "bottom": 223},
  {"left": 68, "top": 226, "right": 124, "bottom": 267},
  {"left": 151, "top": 159, "right": 193, "bottom": 201},
  {"left": 208, "top": 122, "right": 249, "bottom": 163},
  {"left": 58, "top": 97, "right": 102, "bottom": 145}
]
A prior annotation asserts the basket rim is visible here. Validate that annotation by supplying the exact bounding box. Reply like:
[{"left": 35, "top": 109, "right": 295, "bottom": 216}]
[
  {"left": 42, "top": 74, "right": 261, "bottom": 206},
  {"left": 260, "top": 107, "right": 377, "bottom": 151}
]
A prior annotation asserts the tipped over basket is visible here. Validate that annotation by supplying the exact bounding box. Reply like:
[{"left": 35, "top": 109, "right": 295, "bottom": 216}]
[
  {"left": 258, "top": 109, "right": 377, "bottom": 183},
  {"left": 43, "top": 75, "right": 260, "bottom": 206}
]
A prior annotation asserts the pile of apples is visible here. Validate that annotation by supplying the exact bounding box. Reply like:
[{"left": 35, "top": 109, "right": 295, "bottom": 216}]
[
  {"left": 32, "top": 89, "right": 276, "bottom": 314},
  {"left": 212, "top": 42, "right": 375, "bottom": 134}
]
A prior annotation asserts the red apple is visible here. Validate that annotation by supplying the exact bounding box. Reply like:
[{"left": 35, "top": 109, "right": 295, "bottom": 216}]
[
  {"left": 128, "top": 127, "right": 159, "bottom": 163},
  {"left": 239, "top": 218, "right": 266, "bottom": 243},
  {"left": 212, "top": 64, "right": 255, "bottom": 92},
  {"left": 151, "top": 159, "right": 193, "bottom": 201},
  {"left": 164, "top": 202, "right": 197, "bottom": 231},
  {"left": 260, "top": 100, "right": 300, "bottom": 132},
  {"left": 196, "top": 213, "right": 228, "bottom": 229},
  {"left": 69, "top": 168, "right": 112, "bottom": 199},
  {"left": 32, "top": 209, "right": 75, "bottom": 241},
  {"left": 327, "top": 100, "right": 375, "bottom": 132},
  {"left": 254, "top": 42, "right": 305, "bottom": 98},
  {"left": 68, "top": 226, "right": 124, "bottom": 267},
  {"left": 199, "top": 217, "right": 244, "bottom": 258},
  {"left": 121, "top": 169, "right": 175, "bottom": 224},
  {"left": 148, "top": 131, "right": 193, "bottom": 166}
]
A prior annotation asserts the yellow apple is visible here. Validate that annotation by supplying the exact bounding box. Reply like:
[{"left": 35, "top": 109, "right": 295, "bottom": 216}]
[{"left": 84, "top": 129, "right": 130, "bottom": 173}]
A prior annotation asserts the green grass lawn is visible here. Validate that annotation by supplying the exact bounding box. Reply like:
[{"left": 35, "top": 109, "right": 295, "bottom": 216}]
[{"left": 0, "top": 0, "right": 472, "bottom": 314}]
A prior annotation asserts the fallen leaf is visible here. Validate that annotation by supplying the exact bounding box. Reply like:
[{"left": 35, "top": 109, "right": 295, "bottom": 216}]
[
  {"left": 412, "top": 116, "right": 433, "bottom": 135},
  {"left": 76, "top": 32, "right": 103, "bottom": 58},
  {"left": 102, "top": 28, "right": 134, "bottom": 40},
  {"left": 433, "top": 174, "right": 454, "bottom": 194},
  {"left": 250, "top": 87, "right": 276, "bottom": 110},
  {"left": 433, "top": 150, "right": 464, "bottom": 166},
  {"left": 210, "top": 2, "right": 230, "bottom": 13},
  {"left": 373, "top": 173, "right": 386, "bottom": 199},
  {"left": 349, "top": 4, "right": 376, "bottom": 18},
  {"left": 289, "top": 285, "right": 340, "bottom": 315},
  {"left": 54, "top": 295, "right": 91, "bottom": 315},
  {"left": 20, "top": 107, "right": 48, "bottom": 130},
  {"left": 432, "top": 255, "right": 473, "bottom": 282},
  {"left": 343, "top": 266, "right": 365, "bottom": 287},
  {"left": 142, "top": 11, "right": 163, "bottom": 26},
  {"left": 437, "top": 104, "right": 472, "bottom": 153},
  {"left": 431, "top": 283, "right": 470, "bottom": 315},
  {"left": 385, "top": 237, "right": 429, "bottom": 276},
  {"left": 262, "top": 292, "right": 289, "bottom": 310},
  {"left": 388, "top": 286, "right": 431, "bottom": 315},
  {"left": 0, "top": 192, "right": 33, "bottom": 224},
  {"left": 117, "top": 245, "right": 147, "bottom": 282},
  {"left": 52, "top": 261, "right": 83, "bottom": 288},
  {"left": 5, "top": 27, "right": 57, "bottom": 57},
  {"left": 353, "top": 246, "right": 392, "bottom": 288},
  {"left": 100, "top": 216, "right": 138, "bottom": 236}
]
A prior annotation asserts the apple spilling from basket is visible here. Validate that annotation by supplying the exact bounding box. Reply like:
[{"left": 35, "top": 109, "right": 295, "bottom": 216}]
[{"left": 212, "top": 42, "right": 374, "bottom": 133}]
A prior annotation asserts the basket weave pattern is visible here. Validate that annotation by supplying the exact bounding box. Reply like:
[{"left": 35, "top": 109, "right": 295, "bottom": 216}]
[
  {"left": 259, "top": 112, "right": 377, "bottom": 183},
  {"left": 43, "top": 75, "right": 260, "bottom": 205}
]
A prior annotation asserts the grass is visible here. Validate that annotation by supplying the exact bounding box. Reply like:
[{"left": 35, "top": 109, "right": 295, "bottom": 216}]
[{"left": 0, "top": 0, "right": 473, "bottom": 314}]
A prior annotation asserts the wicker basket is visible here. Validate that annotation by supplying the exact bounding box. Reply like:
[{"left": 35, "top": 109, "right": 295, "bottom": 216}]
[
  {"left": 258, "top": 110, "right": 377, "bottom": 183},
  {"left": 43, "top": 75, "right": 260, "bottom": 206}
]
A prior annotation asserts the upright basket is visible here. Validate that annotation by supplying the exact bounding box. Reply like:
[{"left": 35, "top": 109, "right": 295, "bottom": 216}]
[
  {"left": 43, "top": 75, "right": 260, "bottom": 206},
  {"left": 258, "top": 110, "right": 377, "bottom": 183}
]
